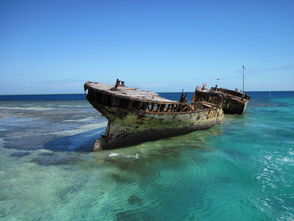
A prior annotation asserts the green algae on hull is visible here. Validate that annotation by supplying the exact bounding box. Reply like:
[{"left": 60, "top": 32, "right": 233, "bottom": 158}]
[
  {"left": 194, "top": 86, "right": 250, "bottom": 114},
  {"left": 84, "top": 80, "right": 224, "bottom": 150}
]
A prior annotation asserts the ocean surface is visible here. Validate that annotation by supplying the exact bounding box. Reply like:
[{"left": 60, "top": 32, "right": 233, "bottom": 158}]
[{"left": 0, "top": 91, "right": 293, "bottom": 221}]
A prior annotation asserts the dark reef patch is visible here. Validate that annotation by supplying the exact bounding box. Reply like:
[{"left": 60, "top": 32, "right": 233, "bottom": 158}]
[
  {"left": 56, "top": 184, "right": 84, "bottom": 201},
  {"left": 31, "top": 153, "right": 78, "bottom": 166},
  {"left": 224, "top": 149, "right": 248, "bottom": 160},
  {"left": 127, "top": 195, "right": 143, "bottom": 206},
  {"left": 43, "top": 128, "right": 104, "bottom": 152},
  {"left": 116, "top": 210, "right": 152, "bottom": 221},
  {"left": 10, "top": 151, "right": 31, "bottom": 157},
  {"left": 111, "top": 173, "right": 132, "bottom": 184}
]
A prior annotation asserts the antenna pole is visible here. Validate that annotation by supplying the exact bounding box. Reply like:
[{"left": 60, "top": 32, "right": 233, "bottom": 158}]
[{"left": 242, "top": 65, "right": 245, "bottom": 92}]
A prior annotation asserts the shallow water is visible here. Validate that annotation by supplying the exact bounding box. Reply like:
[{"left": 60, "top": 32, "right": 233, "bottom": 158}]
[{"left": 0, "top": 92, "right": 293, "bottom": 221}]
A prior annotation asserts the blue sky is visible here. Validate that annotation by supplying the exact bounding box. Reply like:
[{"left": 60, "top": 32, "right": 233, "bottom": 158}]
[{"left": 0, "top": 0, "right": 293, "bottom": 94}]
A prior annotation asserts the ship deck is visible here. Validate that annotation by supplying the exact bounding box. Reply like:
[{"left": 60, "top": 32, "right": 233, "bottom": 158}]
[{"left": 84, "top": 81, "right": 179, "bottom": 104}]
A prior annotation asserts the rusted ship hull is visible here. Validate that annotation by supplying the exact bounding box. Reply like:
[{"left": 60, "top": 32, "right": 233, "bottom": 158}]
[
  {"left": 221, "top": 96, "right": 249, "bottom": 114},
  {"left": 84, "top": 81, "right": 224, "bottom": 150},
  {"left": 194, "top": 87, "right": 250, "bottom": 114},
  {"left": 91, "top": 103, "right": 223, "bottom": 150}
]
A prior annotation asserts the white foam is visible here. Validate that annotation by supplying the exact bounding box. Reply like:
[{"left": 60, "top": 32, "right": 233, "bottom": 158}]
[
  {"left": 36, "top": 149, "right": 54, "bottom": 154},
  {"left": 0, "top": 106, "right": 54, "bottom": 111},
  {"left": 50, "top": 122, "right": 107, "bottom": 136},
  {"left": 63, "top": 117, "right": 95, "bottom": 123},
  {"left": 0, "top": 138, "right": 5, "bottom": 148},
  {"left": 108, "top": 152, "right": 139, "bottom": 159},
  {"left": 109, "top": 152, "right": 120, "bottom": 157},
  {"left": 280, "top": 157, "right": 293, "bottom": 163}
]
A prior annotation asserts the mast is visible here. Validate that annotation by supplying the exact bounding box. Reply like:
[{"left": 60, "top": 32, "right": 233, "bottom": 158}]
[{"left": 242, "top": 65, "right": 245, "bottom": 92}]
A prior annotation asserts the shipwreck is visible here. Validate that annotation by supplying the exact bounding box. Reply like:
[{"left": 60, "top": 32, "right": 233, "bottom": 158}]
[
  {"left": 84, "top": 79, "right": 224, "bottom": 150},
  {"left": 193, "top": 85, "right": 250, "bottom": 114}
]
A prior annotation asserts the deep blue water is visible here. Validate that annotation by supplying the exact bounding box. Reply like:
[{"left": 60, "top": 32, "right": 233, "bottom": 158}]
[
  {"left": 0, "top": 91, "right": 293, "bottom": 221},
  {"left": 0, "top": 91, "right": 291, "bottom": 101},
  {"left": 0, "top": 94, "right": 87, "bottom": 101}
]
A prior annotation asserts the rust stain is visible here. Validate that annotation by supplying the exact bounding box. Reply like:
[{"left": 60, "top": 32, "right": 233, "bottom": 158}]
[{"left": 84, "top": 79, "right": 225, "bottom": 150}]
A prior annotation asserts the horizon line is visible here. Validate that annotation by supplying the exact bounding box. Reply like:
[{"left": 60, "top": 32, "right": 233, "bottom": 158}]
[{"left": 0, "top": 90, "right": 293, "bottom": 96}]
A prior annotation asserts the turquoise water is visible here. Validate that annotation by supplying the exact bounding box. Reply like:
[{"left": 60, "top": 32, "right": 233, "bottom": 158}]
[{"left": 0, "top": 92, "right": 293, "bottom": 221}]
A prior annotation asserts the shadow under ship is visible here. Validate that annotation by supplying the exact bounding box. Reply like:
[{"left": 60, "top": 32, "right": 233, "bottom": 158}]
[
  {"left": 84, "top": 80, "right": 224, "bottom": 150},
  {"left": 194, "top": 86, "right": 250, "bottom": 114}
]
